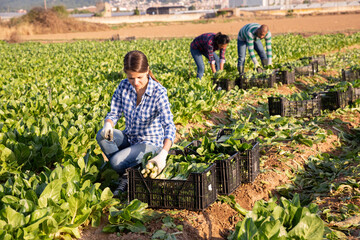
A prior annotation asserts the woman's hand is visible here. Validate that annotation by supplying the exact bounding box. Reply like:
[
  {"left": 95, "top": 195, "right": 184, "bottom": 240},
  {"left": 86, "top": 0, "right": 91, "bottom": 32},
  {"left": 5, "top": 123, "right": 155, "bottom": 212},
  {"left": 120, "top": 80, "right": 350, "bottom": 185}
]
[
  {"left": 101, "top": 121, "right": 113, "bottom": 141},
  {"left": 147, "top": 149, "right": 168, "bottom": 174}
]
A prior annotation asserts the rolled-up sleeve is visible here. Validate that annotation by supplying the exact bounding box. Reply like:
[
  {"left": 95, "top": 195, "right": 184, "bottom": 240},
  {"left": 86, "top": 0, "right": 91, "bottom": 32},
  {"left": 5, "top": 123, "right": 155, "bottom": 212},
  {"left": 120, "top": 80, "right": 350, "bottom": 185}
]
[
  {"left": 265, "top": 32, "right": 272, "bottom": 64},
  {"left": 207, "top": 39, "right": 215, "bottom": 64},
  {"left": 157, "top": 90, "right": 176, "bottom": 143},
  {"left": 220, "top": 48, "right": 226, "bottom": 63},
  {"left": 105, "top": 86, "right": 123, "bottom": 126}
]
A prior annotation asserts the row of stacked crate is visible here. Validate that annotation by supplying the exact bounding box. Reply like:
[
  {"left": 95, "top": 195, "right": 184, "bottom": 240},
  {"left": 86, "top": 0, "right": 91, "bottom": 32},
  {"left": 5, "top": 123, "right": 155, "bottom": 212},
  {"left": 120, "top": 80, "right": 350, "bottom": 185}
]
[
  {"left": 268, "top": 86, "right": 358, "bottom": 117},
  {"left": 127, "top": 129, "right": 260, "bottom": 211},
  {"left": 213, "top": 55, "right": 325, "bottom": 91}
]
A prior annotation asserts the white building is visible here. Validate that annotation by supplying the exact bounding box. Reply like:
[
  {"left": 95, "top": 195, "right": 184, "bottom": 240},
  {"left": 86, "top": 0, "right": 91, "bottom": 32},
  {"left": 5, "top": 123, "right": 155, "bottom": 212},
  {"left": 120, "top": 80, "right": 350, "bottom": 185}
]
[{"left": 229, "top": 0, "right": 267, "bottom": 7}]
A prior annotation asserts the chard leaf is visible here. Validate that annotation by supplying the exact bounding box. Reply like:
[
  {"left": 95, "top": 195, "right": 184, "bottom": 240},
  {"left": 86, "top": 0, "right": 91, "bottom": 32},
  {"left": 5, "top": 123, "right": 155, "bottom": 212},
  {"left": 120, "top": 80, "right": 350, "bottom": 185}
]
[
  {"left": 288, "top": 215, "right": 324, "bottom": 240},
  {"left": 1, "top": 206, "right": 26, "bottom": 228},
  {"left": 100, "top": 187, "right": 113, "bottom": 201},
  {"left": 238, "top": 218, "right": 258, "bottom": 240},
  {"left": 258, "top": 219, "right": 283, "bottom": 240},
  {"left": 38, "top": 179, "right": 63, "bottom": 208}
]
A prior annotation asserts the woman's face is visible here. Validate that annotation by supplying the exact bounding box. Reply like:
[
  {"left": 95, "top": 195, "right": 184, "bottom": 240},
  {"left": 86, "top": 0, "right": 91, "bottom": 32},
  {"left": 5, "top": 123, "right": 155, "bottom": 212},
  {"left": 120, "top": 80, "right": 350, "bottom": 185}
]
[
  {"left": 218, "top": 43, "right": 228, "bottom": 50},
  {"left": 126, "top": 70, "right": 149, "bottom": 92}
]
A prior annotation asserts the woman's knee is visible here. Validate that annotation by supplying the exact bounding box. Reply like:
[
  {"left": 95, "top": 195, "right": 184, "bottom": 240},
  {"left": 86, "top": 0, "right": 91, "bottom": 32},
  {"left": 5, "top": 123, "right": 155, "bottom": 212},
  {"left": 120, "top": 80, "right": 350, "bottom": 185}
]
[{"left": 96, "top": 129, "right": 104, "bottom": 143}]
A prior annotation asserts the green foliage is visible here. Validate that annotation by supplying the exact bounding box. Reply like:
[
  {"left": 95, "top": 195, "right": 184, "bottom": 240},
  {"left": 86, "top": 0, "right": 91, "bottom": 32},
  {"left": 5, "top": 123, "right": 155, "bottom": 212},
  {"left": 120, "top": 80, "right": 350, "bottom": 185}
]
[
  {"left": 51, "top": 5, "right": 69, "bottom": 18},
  {"left": 103, "top": 199, "right": 155, "bottom": 233},
  {"left": 0, "top": 0, "right": 99, "bottom": 12},
  {"left": 0, "top": 163, "right": 118, "bottom": 239},
  {"left": 228, "top": 194, "right": 324, "bottom": 240},
  {"left": 133, "top": 7, "right": 140, "bottom": 15}
]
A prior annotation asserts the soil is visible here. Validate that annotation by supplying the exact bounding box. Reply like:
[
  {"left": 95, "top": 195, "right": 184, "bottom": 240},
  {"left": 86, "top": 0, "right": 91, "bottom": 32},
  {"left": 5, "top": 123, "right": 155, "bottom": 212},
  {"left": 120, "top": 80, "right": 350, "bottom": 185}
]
[{"left": 1, "top": 13, "right": 360, "bottom": 42}]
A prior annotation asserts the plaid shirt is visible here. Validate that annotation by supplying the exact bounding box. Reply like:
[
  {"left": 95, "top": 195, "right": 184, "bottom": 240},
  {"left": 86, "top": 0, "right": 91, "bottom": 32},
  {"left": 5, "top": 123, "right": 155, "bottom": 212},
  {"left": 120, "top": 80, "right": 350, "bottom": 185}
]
[
  {"left": 105, "top": 77, "right": 176, "bottom": 148},
  {"left": 190, "top": 33, "right": 226, "bottom": 64}
]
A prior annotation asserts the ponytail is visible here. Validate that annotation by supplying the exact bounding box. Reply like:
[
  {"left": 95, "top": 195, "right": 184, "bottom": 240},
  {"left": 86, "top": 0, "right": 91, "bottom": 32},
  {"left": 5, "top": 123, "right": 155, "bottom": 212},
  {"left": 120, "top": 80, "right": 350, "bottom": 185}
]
[
  {"left": 148, "top": 69, "right": 160, "bottom": 83},
  {"left": 214, "top": 32, "right": 230, "bottom": 47}
]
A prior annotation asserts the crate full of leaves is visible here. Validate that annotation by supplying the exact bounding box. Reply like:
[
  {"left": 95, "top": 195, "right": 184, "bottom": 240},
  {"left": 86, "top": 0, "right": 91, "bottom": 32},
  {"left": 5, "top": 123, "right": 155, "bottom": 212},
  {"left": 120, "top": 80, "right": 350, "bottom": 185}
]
[
  {"left": 268, "top": 92, "right": 322, "bottom": 117},
  {"left": 184, "top": 134, "right": 260, "bottom": 195},
  {"left": 127, "top": 152, "right": 217, "bottom": 211},
  {"left": 284, "top": 58, "right": 318, "bottom": 76},
  {"left": 353, "top": 88, "right": 360, "bottom": 102},
  {"left": 300, "top": 54, "right": 326, "bottom": 66},
  {"left": 212, "top": 70, "right": 237, "bottom": 91},
  {"left": 237, "top": 70, "right": 276, "bottom": 90},
  {"left": 341, "top": 65, "right": 360, "bottom": 82},
  {"left": 294, "top": 59, "right": 319, "bottom": 76},
  {"left": 319, "top": 82, "right": 353, "bottom": 111},
  {"left": 274, "top": 68, "right": 295, "bottom": 85}
]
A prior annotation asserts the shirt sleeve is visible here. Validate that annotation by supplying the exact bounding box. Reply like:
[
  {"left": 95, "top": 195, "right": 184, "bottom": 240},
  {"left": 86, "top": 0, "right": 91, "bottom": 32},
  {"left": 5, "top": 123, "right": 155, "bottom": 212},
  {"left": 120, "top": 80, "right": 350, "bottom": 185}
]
[
  {"left": 207, "top": 39, "right": 215, "bottom": 64},
  {"left": 246, "top": 32, "right": 259, "bottom": 66},
  {"left": 157, "top": 89, "right": 176, "bottom": 143},
  {"left": 105, "top": 84, "right": 123, "bottom": 126},
  {"left": 265, "top": 31, "right": 272, "bottom": 64},
  {"left": 220, "top": 47, "right": 226, "bottom": 63}
]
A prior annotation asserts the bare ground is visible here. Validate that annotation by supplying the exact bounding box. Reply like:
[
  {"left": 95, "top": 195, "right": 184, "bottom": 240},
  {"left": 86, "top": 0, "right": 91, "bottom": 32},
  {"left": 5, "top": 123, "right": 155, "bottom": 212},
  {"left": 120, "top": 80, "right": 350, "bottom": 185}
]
[{"left": 1, "top": 13, "right": 360, "bottom": 42}]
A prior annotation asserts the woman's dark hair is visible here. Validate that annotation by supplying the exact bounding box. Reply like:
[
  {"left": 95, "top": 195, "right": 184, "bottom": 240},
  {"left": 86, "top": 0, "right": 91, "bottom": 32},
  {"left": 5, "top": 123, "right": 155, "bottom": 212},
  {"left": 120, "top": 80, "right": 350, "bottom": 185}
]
[
  {"left": 214, "top": 32, "right": 230, "bottom": 47},
  {"left": 123, "top": 50, "right": 159, "bottom": 82}
]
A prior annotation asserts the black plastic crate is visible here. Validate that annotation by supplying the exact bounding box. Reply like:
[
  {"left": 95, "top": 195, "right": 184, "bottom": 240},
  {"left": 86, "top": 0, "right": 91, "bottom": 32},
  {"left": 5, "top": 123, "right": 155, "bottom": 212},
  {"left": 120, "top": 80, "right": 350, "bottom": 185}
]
[
  {"left": 294, "top": 61, "right": 319, "bottom": 76},
  {"left": 216, "top": 128, "right": 234, "bottom": 142},
  {"left": 274, "top": 70, "right": 295, "bottom": 84},
  {"left": 300, "top": 55, "right": 326, "bottom": 66},
  {"left": 320, "top": 87, "right": 353, "bottom": 111},
  {"left": 184, "top": 136, "right": 260, "bottom": 195},
  {"left": 237, "top": 73, "right": 276, "bottom": 89},
  {"left": 341, "top": 69, "right": 360, "bottom": 82},
  {"left": 212, "top": 78, "right": 236, "bottom": 91},
  {"left": 127, "top": 162, "right": 217, "bottom": 211},
  {"left": 268, "top": 96, "right": 322, "bottom": 117},
  {"left": 238, "top": 141, "right": 260, "bottom": 184},
  {"left": 353, "top": 88, "right": 360, "bottom": 102}
]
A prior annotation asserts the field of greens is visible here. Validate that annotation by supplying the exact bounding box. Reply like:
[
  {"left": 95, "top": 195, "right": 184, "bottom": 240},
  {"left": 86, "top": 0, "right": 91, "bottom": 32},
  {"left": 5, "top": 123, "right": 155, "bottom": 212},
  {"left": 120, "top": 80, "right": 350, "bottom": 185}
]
[{"left": 1, "top": 32, "right": 360, "bottom": 239}]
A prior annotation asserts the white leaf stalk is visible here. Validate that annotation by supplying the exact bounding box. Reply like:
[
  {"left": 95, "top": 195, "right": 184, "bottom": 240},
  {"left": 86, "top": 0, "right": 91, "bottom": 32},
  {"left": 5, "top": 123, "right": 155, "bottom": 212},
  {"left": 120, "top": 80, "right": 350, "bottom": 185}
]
[{"left": 141, "top": 162, "right": 158, "bottom": 179}]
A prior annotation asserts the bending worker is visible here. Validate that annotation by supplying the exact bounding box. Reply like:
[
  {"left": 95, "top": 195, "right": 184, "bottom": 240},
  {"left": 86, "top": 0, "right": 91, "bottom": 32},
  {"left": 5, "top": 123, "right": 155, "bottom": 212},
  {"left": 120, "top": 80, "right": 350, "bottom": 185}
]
[
  {"left": 237, "top": 23, "right": 272, "bottom": 74},
  {"left": 190, "top": 32, "right": 230, "bottom": 79}
]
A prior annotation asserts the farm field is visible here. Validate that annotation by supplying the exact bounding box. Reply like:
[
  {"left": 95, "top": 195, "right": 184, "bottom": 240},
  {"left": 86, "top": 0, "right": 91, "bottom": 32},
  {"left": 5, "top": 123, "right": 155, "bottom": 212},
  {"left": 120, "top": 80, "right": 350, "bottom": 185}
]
[
  {"left": 1, "top": 30, "right": 360, "bottom": 240},
  {"left": 1, "top": 12, "right": 359, "bottom": 42}
]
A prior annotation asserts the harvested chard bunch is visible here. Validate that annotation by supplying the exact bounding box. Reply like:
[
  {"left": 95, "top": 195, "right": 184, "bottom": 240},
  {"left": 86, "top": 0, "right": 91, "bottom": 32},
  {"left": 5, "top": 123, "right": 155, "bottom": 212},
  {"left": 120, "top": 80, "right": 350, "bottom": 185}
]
[{"left": 141, "top": 161, "right": 158, "bottom": 179}]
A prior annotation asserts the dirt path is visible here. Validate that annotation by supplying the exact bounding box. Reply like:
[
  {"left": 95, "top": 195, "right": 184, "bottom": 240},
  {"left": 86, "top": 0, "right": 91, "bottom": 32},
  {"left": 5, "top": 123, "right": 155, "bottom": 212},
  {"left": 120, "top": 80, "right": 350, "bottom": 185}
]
[{"left": 12, "top": 13, "right": 360, "bottom": 41}]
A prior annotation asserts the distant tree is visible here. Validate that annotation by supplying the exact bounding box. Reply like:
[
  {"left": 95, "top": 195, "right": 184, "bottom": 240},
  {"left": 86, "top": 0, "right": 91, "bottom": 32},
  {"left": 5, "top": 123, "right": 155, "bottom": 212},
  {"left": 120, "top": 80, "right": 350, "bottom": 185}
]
[
  {"left": 188, "top": 5, "right": 196, "bottom": 11},
  {"left": 51, "top": 5, "right": 68, "bottom": 18},
  {"left": 216, "top": 10, "right": 227, "bottom": 17},
  {"left": 134, "top": 7, "right": 140, "bottom": 15},
  {"left": 71, "top": 9, "right": 92, "bottom": 14}
]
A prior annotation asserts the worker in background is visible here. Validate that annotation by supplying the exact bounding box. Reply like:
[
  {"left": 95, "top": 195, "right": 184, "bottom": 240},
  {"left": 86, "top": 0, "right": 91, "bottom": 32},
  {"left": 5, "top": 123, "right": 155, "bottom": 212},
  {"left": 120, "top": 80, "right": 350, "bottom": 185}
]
[
  {"left": 237, "top": 23, "right": 272, "bottom": 74},
  {"left": 190, "top": 32, "right": 230, "bottom": 79}
]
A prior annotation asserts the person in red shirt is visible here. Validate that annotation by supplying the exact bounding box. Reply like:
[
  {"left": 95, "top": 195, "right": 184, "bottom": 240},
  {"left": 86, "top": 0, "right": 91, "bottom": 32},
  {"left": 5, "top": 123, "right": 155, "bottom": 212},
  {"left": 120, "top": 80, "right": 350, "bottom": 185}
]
[{"left": 190, "top": 32, "right": 230, "bottom": 79}]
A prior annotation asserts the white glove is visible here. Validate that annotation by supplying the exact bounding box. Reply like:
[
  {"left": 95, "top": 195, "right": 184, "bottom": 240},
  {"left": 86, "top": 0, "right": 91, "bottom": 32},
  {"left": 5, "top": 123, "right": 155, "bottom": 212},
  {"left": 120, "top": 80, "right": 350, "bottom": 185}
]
[
  {"left": 101, "top": 122, "right": 113, "bottom": 141},
  {"left": 147, "top": 149, "right": 168, "bottom": 174}
]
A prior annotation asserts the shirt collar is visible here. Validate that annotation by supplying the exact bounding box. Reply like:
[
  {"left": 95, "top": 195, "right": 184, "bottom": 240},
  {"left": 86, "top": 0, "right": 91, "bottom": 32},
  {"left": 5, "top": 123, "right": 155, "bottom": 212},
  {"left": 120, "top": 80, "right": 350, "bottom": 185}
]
[
  {"left": 126, "top": 76, "right": 155, "bottom": 96},
  {"left": 144, "top": 76, "right": 155, "bottom": 97}
]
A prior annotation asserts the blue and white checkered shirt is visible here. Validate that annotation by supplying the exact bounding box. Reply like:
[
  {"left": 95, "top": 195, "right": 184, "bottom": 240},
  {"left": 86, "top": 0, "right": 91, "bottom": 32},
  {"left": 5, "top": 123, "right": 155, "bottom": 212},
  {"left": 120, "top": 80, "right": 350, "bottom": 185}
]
[{"left": 105, "top": 77, "right": 176, "bottom": 148}]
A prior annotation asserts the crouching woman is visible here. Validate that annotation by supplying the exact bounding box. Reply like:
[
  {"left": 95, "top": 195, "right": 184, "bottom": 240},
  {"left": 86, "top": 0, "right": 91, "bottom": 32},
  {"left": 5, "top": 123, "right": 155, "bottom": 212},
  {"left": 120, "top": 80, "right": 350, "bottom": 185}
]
[{"left": 96, "top": 50, "right": 176, "bottom": 194}]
